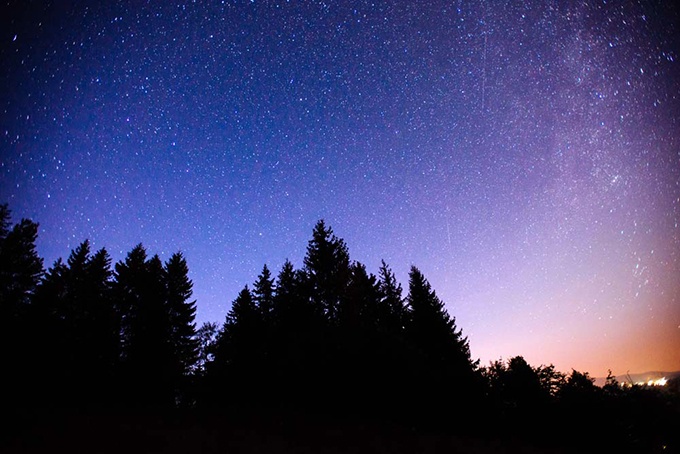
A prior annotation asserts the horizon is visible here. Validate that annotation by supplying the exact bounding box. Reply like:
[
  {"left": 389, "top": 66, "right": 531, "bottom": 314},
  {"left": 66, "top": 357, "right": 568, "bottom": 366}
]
[{"left": 2, "top": 1, "right": 679, "bottom": 379}]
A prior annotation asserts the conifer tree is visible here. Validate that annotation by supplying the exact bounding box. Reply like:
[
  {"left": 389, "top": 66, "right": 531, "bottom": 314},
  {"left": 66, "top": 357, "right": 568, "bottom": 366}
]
[
  {"left": 341, "top": 261, "right": 379, "bottom": 331},
  {"left": 212, "top": 287, "right": 261, "bottom": 397},
  {"left": 114, "top": 244, "right": 149, "bottom": 362},
  {"left": 253, "top": 264, "right": 275, "bottom": 323},
  {"left": 0, "top": 204, "right": 43, "bottom": 318},
  {"left": 0, "top": 205, "right": 44, "bottom": 406},
  {"left": 25, "top": 240, "right": 118, "bottom": 405},
  {"left": 114, "top": 246, "right": 174, "bottom": 405},
  {"left": 164, "top": 252, "right": 198, "bottom": 404},
  {"left": 137, "top": 254, "right": 173, "bottom": 404},
  {"left": 272, "top": 259, "right": 316, "bottom": 330},
  {"left": 406, "top": 266, "right": 475, "bottom": 378},
  {"left": 377, "top": 260, "right": 406, "bottom": 336},
  {"left": 303, "top": 220, "right": 350, "bottom": 324},
  {"left": 84, "top": 247, "right": 119, "bottom": 391},
  {"left": 215, "top": 286, "right": 259, "bottom": 370},
  {"left": 165, "top": 252, "right": 198, "bottom": 378},
  {"left": 272, "top": 260, "right": 297, "bottom": 326},
  {"left": 63, "top": 241, "right": 93, "bottom": 371},
  {"left": 29, "top": 258, "right": 69, "bottom": 404}
]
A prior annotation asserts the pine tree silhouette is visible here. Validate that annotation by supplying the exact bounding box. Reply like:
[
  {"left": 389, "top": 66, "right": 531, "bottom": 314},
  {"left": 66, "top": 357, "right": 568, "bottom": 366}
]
[
  {"left": 165, "top": 252, "right": 198, "bottom": 404},
  {"left": 376, "top": 260, "right": 406, "bottom": 336},
  {"left": 253, "top": 264, "right": 275, "bottom": 324},
  {"left": 114, "top": 244, "right": 149, "bottom": 366},
  {"left": 303, "top": 220, "right": 350, "bottom": 324},
  {"left": 405, "top": 266, "right": 480, "bottom": 417},
  {"left": 220, "top": 285, "right": 259, "bottom": 363},
  {"left": 28, "top": 258, "right": 69, "bottom": 406},
  {"left": 115, "top": 246, "right": 174, "bottom": 406},
  {"left": 406, "top": 266, "right": 473, "bottom": 371},
  {"left": 0, "top": 204, "right": 44, "bottom": 407},
  {"left": 211, "top": 286, "right": 262, "bottom": 404},
  {"left": 32, "top": 241, "right": 119, "bottom": 405},
  {"left": 272, "top": 259, "right": 316, "bottom": 330},
  {"left": 341, "top": 261, "right": 380, "bottom": 331},
  {"left": 0, "top": 204, "right": 43, "bottom": 320}
]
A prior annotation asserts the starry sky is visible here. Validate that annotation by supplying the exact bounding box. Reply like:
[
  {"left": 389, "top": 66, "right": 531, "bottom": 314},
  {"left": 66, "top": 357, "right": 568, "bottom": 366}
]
[{"left": 2, "top": 0, "right": 679, "bottom": 378}]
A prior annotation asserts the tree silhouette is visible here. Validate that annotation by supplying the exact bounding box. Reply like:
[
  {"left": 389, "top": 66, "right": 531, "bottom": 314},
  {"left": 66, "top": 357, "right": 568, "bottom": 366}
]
[
  {"left": 165, "top": 252, "right": 198, "bottom": 404},
  {"left": 403, "top": 265, "right": 482, "bottom": 418},
  {"left": 602, "top": 369, "right": 622, "bottom": 398},
  {"left": 253, "top": 264, "right": 274, "bottom": 324},
  {"left": 486, "top": 356, "right": 550, "bottom": 409},
  {"left": 27, "top": 258, "right": 69, "bottom": 405},
  {"left": 535, "top": 363, "right": 566, "bottom": 397},
  {"left": 0, "top": 204, "right": 43, "bottom": 322},
  {"left": 272, "top": 259, "right": 316, "bottom": 331},
  {"left": 85, "top": 247, "right": 119, "bottom": 377},
  {"left": 376, "top": 260, "right": 406, "bottom": 336},
  {"left": 303, "top": 220, "right": 350, "bottom": 324},
  {"left": 220, "top": 285, "right": 259, "bottom": 360},
  {"left": 340, "top": 261, "right": 379, "bottom": 331},
  {"left": 114, "top": 244, "right": 149, "bottom": 365},
  {"left": 211, "top": 286, "right": 262, "bottom": 403},
  {"left": 64, "top": 242, "right": 118, "bottom": 393},
  {"left": 115, "top": 247, "right": 174, "bottom": 406},
  {"left": 0, "top": 205, "right": 44, "bottom": 407},
  {"left": 406, "top": 266, "right": 474, "bottom": 373},
  {"left": 558, "top": 369, "right": 598, "bottom": 406}
]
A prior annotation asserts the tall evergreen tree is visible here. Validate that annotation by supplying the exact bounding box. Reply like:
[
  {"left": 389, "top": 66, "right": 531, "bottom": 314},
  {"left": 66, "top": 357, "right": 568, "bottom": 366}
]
[
  {"left": 253, "top": 264, "right": 275, "bottom": 323},
  {"left": 377, "top": 260, "right": 406, "bottom": 336},
  {"left": 406, "top": 266, "right": 476, "bottom": 380},
  {"left": 165, "top": 252, "right": 198, "bottom": 378},
  {"left": 114, "top": 244, "right": 149, "bottom": 363},
  {"left": 27, "top": 240, "right": 119, "bottom": 406},
  {"left": 29, "top": 258, "right": 69, "bottom": 405},
  {"left": 303, "top": 220, "right": 350, "bottom": 324},
  {"left": 114, "top": 246, "right": 173, "bottom": 405},
  {"left": 84, "top": 247, "right": 119, "bottom": 386},
  {"left": 0, "top": 205, "right": 44, "bottom": 406},
  {"left": 165, "top": 252, "right": 198, "bottom": 405},
  {"left": 340, "top": 261, "right": 379, "bottom": 331},
  {"left": 63, "top": 241, "right": 93, "bottom": 377},
  {"left": 272, "top": 259, "right": 316, "bottom": 330},
  {"left": 0, "top": 204, "right": 43, "bottom": 319},
  {"left": 212, "top": 286, "right": 261, "bottom": 396},
  {"left": 271, "top": 260, "right": 297, "bottom": 327},
  {"left": 214, "top": 286, "right": 259, "bottom": 371},
  {"left": 223, "top": 286, "right": 258, "bottom": 341}
]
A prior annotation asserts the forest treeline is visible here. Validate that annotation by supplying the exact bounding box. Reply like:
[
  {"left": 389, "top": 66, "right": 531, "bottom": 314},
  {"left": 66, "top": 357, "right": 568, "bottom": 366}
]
[{"left": 1, "top": 203, "right": 678, "bottom": 452}]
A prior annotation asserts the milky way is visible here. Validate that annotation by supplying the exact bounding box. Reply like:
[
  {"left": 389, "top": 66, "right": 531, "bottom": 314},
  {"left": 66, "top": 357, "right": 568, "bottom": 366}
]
[{"left": 2, "top": 1, "right": 679, "bottom": 376}]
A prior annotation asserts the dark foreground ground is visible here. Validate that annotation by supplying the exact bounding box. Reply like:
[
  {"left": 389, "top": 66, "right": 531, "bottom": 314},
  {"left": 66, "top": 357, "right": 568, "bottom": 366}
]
[{"left": 2, "top": 408, "right": 614, "bottom": 454}]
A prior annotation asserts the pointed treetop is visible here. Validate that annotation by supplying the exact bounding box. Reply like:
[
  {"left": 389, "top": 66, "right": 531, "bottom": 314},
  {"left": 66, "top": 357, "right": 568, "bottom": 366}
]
[
  {"left": 67, "top": 240, "right": 91, "bottom": 271},
  {"left": 253, "top": 263, "right": 275, "bottom": 317}
]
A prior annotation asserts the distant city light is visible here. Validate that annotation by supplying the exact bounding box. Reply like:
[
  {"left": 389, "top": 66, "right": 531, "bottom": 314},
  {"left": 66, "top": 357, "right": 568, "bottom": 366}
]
[{"left": 623, "top": 377, "right": 668, "bottom": 388}]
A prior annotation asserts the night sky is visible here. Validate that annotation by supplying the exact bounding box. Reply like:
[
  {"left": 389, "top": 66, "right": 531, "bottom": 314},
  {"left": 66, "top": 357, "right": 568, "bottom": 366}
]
[{"left": 2, "top": 0, "right": 679, "bottom": 378}]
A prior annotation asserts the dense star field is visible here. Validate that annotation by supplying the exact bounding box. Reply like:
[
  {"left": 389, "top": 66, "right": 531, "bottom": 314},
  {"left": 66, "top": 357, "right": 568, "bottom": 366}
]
[{"left": 1, "top": 1, "right": 679, "bottom": 377}]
